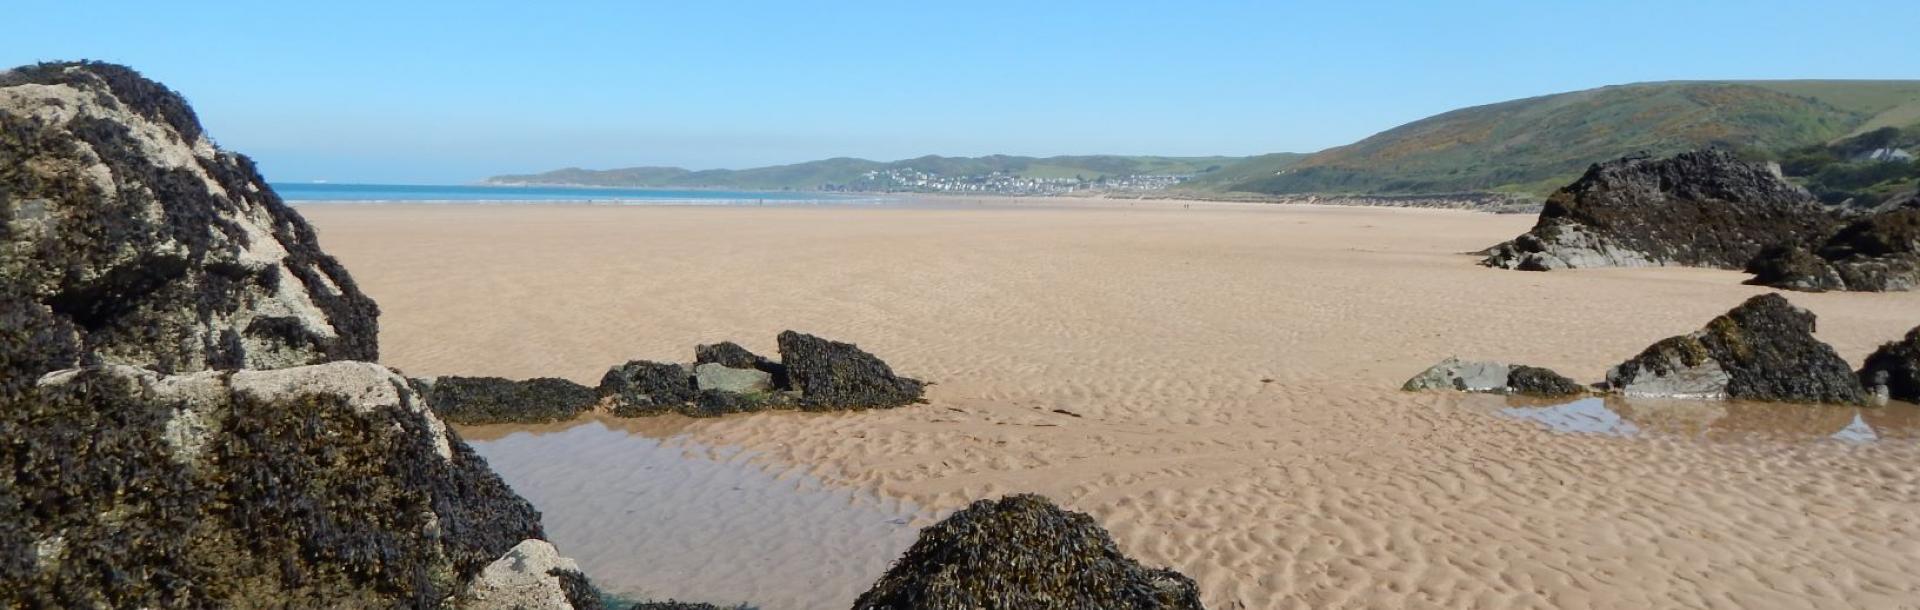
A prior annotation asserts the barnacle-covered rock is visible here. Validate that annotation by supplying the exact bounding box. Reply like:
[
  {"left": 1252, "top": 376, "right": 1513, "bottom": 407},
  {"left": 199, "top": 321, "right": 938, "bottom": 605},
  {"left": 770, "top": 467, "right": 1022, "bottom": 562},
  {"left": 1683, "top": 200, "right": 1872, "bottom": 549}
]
[
  {"left": 597, "top": 360, "right": 697, "bottom": 416},
  {"left": 1606, "top": 294, "right": 1866, "bottom": 404},
  {"left": 778, "top": 330, "right": 925, "bottom": 410},
  {"left": 0, "top": 61, "right": 379, "bottom": 374},
  {"left": 853, "top": 494, "right": 1203, "bottom": 610},
  {"left": 1860, "top": 325, "right": 1920, "bottom": 404},
  {"left": 417, "top": 375, "right": 600, "bottom": 425},
  {"left": 1746, "top": 196, "right": 1920, "bottom": 292}
]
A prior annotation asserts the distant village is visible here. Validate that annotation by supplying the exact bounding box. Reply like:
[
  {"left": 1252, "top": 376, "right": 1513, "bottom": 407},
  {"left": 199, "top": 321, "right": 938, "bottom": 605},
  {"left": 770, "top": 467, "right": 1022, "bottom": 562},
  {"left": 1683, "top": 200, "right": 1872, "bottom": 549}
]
[{"left": 822, "top": 168, "right": 1192, "bottom": 195}]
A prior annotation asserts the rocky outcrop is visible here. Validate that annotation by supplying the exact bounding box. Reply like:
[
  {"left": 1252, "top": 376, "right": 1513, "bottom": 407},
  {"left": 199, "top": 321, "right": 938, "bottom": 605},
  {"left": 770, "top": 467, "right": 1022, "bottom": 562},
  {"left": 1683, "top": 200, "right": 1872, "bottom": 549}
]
[
  {"left": 1482, "top": 150, "right": 1836, "bottom": 271},
  {"left": 778, "top": 331, "right": 926, "bottom": 410},
  {"left": 1860, "top": 326, "right": 1920, "bottom": 404},
  {"left": 0, "top": 61, "right": 379, "bottom": 374},
  {"left": 417, "top": 376, "right": 601, "bottom": 425},
  {"left": 1402, "top": 358, "right": 1583, "bottom": 397},
  {"left": 695, "top": 340, "right": 788, "bottom": 387},
  {"left": 0, "top": 362, "right": 550, "bottom": 608},
  {"left": 852, "top": 494, "right": 1203, "bottom": 610},
  {"left": 459, "top": 539, "right": 600, "bottom": 610},
  {"left": 1746, "top": 194, "right": 1920, "bottom": 292},
  {"left": 598, "top": 360, "right": 700, "bottom": 416},
  {"left": 1605, "top": 294, "right": 1866, "bottom": 404}
]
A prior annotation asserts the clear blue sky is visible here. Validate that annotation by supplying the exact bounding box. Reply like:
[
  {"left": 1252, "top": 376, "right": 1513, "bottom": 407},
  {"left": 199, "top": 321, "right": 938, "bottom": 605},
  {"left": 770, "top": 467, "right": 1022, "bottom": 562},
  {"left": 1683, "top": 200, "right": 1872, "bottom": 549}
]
[{"left": 7, "top": 1, "right": 1917, "bottom": 184}]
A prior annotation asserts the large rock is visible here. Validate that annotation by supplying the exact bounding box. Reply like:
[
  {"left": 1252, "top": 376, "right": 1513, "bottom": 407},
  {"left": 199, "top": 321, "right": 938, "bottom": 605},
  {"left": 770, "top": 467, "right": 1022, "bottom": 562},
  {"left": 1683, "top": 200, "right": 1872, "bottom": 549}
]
[
  {"left": 459, "top": 539, "right": 601, "bottom": 610},
  {"left": 1605, "top": 294, "right": 1867, "bottom": 404},
  {"left": 1746, "top": 195, "right": 1920, "bottom": 292},
  {"left": 1860, "top": 326, "right": 1920, "bottom": 404},
  {"left": 418, "top": 375, "right": 601, "bottom": 425},
  {"left": 597, "top": 360, "right": 697, "bottom": 416},
  {"left": 852, "top": 494, "right": 1203, "bottom": 610},
  {"left": 777, "top": 330, "right": 925, "bottom": 410},
  {"left": 695, "top": 340, "right": 788, "bottom": 388},
  {"left": 1401, "top": 358, "right": 1583, "bottom": 397},
  {"left": 0, "top": 362, "right": 559, "bottom": 608},
  {"left": 693, "top": 362, "right": 773, "bottom": 394},
  {"left": 0, "top": 61, "right": 379, "bottom": 374},
  {"left": 1482, "top": 150, "right": 1836, "bottom": 271}
]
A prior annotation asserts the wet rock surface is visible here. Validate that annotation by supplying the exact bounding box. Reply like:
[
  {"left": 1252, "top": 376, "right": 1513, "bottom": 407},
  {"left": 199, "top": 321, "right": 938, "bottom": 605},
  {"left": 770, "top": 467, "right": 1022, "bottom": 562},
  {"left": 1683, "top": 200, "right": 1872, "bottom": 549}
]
[
  {"left": 853, "top": 494, "right": 1203, "bottom": 610},
  {"left": 1747, "top": 194, "right": 1920, "bottom": 292},
  {"left": 0, "top": 61, "right": 379, "bottom": 374},
  {"left": 0, "top": 362, "right": 545, "bottom": 608},
  {"left": 420, "top": 376, "right": 601, "bottom": 425},
  {"left": 1482, "top": 150, "right": 1837, "bottom": 271},
  {"left": 1860, "top": 325, "right": 1920, "bottom": 404},
  {"left": 1606, "top": 294, "right": 1866, "bottom": 404},
  {"left": 1402, "top": 358, "right": 1582, "bottom": 397},
  {"left": 778, "top": 331, "right": 926, "bottom": 410}
]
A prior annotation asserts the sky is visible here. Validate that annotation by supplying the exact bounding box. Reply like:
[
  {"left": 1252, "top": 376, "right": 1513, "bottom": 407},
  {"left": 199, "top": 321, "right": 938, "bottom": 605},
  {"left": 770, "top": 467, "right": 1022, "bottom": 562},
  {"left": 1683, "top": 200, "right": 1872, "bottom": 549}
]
[{"left": 6, "top": 1, "right": 1918, "bottom": 184}]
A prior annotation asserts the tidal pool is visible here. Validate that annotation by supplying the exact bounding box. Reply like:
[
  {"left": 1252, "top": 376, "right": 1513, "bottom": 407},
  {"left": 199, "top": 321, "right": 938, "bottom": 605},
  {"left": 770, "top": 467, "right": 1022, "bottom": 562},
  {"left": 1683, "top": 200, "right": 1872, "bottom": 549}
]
[{"left": 1494, "top": 395, "right": 1920, "bottom": 444}]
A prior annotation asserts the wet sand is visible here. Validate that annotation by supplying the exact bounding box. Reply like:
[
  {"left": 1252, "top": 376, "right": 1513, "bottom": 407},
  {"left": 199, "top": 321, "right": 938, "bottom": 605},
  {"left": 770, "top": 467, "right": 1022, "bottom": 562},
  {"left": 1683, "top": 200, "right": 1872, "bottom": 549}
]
[{"left": 303, "top": 199, "right": 1920, "bottom": 609}]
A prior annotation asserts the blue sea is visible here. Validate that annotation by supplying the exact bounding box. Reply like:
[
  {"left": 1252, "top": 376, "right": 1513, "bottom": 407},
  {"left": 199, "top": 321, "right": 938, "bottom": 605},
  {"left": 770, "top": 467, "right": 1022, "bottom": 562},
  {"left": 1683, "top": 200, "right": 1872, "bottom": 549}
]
[{"left": 271, "top": 182, "right": 875, "bottom": 205}]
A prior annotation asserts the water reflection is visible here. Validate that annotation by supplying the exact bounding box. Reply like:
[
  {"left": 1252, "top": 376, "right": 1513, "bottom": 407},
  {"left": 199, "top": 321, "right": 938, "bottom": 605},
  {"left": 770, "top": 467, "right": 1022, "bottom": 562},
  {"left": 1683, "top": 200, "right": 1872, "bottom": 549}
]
[
  {"left": 1496, "top": 395, "right": 1920, "bottom": 443},
  {"left": 459, "top": 416, "right": 926, "bottom": 610}
]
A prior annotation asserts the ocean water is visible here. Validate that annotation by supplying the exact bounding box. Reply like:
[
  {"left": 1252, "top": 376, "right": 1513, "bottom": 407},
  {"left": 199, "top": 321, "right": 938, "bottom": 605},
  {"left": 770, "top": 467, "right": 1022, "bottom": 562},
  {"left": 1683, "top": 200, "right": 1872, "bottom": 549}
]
[{"left": 271, "top": 182, "right": 874, "bottom": 204}]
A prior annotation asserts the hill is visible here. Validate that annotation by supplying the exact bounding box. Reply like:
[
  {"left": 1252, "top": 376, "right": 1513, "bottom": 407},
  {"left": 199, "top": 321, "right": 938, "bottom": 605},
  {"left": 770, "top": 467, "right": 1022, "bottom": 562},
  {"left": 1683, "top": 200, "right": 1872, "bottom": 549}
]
[
  {"left": 1185, "top": 80, "right": 1920, "bottom": 197},
  {"left": 488, "top": 155, "right": 1240, "bottom": 191}
]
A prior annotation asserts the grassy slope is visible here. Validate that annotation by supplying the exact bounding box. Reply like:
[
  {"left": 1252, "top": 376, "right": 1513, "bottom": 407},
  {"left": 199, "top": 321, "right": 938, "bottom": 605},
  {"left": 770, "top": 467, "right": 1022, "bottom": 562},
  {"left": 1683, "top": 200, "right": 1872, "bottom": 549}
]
[
  {"left": 1199, "top": 80, "right": 1920, "bottom": 197},
  {"left": 487, "top": 155, "right": 1241, "bottom": 189}
]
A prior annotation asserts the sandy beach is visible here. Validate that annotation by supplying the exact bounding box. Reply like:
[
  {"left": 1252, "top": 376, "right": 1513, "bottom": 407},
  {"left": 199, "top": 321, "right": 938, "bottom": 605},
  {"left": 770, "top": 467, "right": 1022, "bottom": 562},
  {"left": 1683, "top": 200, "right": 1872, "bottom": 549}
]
[{"left": 302, "top": 198, "right": 1920, "bottom": 609}]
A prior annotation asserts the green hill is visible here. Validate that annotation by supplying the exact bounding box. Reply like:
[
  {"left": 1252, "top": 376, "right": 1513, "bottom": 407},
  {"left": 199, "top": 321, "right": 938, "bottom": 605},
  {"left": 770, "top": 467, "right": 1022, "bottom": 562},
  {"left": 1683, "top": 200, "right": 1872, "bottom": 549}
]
[
  {"left": 488, "top": 155, "right": 1239, "bottom": 190},
  {"left": 1187, "top": 80, "right": 1920, "bottom": 197}
]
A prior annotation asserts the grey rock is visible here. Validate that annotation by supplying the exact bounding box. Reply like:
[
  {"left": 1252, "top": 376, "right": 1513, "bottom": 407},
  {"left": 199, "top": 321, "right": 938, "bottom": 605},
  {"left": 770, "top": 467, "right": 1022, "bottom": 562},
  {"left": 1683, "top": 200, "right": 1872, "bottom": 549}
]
[
  {"left": 459, "top": 539, "right": 591, "bottom": 610},
  {"left": 1859, "top": 325, "right": 1920, "bottom": 404},
  {"left": 694, "top": 362, "right": 773, "bottom": 394},
  {"left": 695, "top": 340, "right": 789, "bottom": 389},
  {"left": 1605, "top": 293, "right": 1866, "bottom": 404},
  {"left": 0, "top": 61, "right": 379, "bottom": 375},
  {"left": 1401, "top": 358, "right": 1512, "bottom": 393}
]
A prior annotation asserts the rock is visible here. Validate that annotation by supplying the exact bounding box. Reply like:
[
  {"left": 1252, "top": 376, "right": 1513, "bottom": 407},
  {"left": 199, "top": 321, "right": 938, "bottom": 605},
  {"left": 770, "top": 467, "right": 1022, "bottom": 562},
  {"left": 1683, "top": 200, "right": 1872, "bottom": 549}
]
[
  {"left": 1605, "top": 293, "right": 1867, "bottom": 404},
  {"left": 0, "top": 61, "right": 379, "bottom": 374},
  {"left": 421, "top": 376, "right": 600, "bottom": 425},
  {"left": 459, "top": 539, "right": 599, "bottom": 610},
  {"left": 1860, "top": 326, "right": 1920, "bottom": 404},
  {"left": 1746, "top": 196, "right": 1920, "bottom": 292},
  {"left": 694, "top": 340, "right": 788, "bottom": 388},
  {"left": 0, "top": 362, "right": 561, "bottom": 608},
  {"left": 1506, "top": 365, "right": 1585, "bottom": 397},
  {"left": 1401, "top": 358, "right": 1512, "bottom": 393},
  {"left": 1482, "top": 150, "right": 1837, "bottom": 271},
  {"left": 0, "top": 285, "right": 80, "bottom": 399},
  {"left": 777, "top": 330, "right": 925, "bottom": 410},
  {"left": 597, "top": 360, "right": 697, "bottom": 416},
  {"left": 852, "top": 494, "right": 1203, "bottom": 610},
  {"left": 693, "top": 362, "right": 773, "bottom": 394}
]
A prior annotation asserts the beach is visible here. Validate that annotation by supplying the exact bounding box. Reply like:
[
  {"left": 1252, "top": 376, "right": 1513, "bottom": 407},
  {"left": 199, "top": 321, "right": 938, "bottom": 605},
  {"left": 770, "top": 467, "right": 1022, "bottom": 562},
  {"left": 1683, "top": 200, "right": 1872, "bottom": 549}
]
[{"left": 302, "top": 198, "right": 1920, "bottom": 609}]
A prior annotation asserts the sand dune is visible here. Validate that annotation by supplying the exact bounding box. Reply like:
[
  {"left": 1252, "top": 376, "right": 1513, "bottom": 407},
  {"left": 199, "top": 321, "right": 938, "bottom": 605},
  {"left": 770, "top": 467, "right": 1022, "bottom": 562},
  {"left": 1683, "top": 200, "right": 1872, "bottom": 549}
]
[{"left": 304, "top": 199, "right": 1920, "bottom": 609}]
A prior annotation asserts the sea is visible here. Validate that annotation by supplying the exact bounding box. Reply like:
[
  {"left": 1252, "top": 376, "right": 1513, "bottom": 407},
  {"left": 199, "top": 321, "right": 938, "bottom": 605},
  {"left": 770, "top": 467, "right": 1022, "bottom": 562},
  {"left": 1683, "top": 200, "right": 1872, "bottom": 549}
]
[{"left": 271, "top": 182, "right": 879, "bottom": 205}]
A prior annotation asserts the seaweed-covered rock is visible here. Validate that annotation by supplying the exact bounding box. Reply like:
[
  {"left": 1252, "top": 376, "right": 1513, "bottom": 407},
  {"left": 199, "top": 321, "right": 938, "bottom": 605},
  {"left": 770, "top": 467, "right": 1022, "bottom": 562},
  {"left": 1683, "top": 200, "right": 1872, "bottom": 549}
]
[
  {"left": 0, "top": 362, "right": 558, "bottom": 608},
  {"left": 1401, "top": 359, "right": 1583, "bottom": 397},
  {"left": 460, "top": 539, "right": 597, "bottom": 610},
  {"left": 852, "top": 494, "right": 1203, "bottom": 610},
  {"left": 777, "top": 331, "right": 925, "bottom": 410},
  {"left": 695, "top": 341, "right": 789, "bottom": 388},
  {"left": 1605, "top": 294, "right": 1866, "bottom": 404},
  {"left": 1505, "top": 365, "right": 1585, "bottom": 397},
  {"left": 1746, "top": 197, "right": 1920, "bottom": 292},
  {"left": 420, "top": 376, "right": 600, "bottom": 425},
  {"left": 597, "top": 360, "right": 697, "bottom": 416},
  {"left": 0, "top": 61, "right": 379, "bottom": 374},
  {"left": 0, "top": 285, "right": 80, "bottom": 399},
  {"left": 1482, "top": 150, "right": 1836, "bottom": 271},
  {"left": 1860, "top": 326, "right": 1920, "bottom": 404}
]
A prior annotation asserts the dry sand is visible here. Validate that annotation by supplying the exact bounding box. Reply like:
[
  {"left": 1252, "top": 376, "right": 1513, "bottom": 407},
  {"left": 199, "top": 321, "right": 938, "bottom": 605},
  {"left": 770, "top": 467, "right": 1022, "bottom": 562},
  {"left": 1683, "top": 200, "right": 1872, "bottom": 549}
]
[{"left": 302, "top": 199, "right": 1920, "bottom": 610}]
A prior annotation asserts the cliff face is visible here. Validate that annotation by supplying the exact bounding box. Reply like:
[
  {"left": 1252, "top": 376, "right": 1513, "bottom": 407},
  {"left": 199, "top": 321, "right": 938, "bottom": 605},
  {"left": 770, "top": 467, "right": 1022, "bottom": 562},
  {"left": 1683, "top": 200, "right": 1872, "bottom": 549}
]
[
  {"left": 1481, "top": 150, "right": 1837, "bottom": 271},
  {"left": 1, "top": 62, "right": 589, "bottom": 609},
  {"left": 0, "top": 61, "right": 378, "bottom": 375}
]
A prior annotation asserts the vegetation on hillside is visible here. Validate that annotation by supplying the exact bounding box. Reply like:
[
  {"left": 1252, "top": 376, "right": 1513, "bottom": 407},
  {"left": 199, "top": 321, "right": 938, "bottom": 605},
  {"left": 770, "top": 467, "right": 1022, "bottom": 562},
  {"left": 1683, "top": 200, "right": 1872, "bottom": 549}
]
[{"left": 1767, "top": 125, "right": 1920, "bottom": 206}]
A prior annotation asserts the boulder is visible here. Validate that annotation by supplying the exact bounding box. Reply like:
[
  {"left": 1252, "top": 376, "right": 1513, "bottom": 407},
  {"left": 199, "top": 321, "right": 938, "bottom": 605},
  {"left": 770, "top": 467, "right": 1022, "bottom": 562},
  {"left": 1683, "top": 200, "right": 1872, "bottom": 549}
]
[
  {"left": 459, "top": 539, "right": 599, "bottom": 610},
  {"left": 694, "top": 340, "right": 788, "bottom": 388},
  {"left": 693, "top": 362, "right": 773, "bottom": 394},
  {"left": 1605, "top": 294, "right": 1866, "bottom": 404},
  {"left": 1482, "top": 150, "right": 1837, "bottom": 271},
  {"left": 852, "top": 494, "right": 1203, "bottom": 610},
  {"left": 419, "top": 376, "right": 601, "bottom": 425},
  {"left": 1401, "top": 358, "right": 1583, "bottom": 397},
  {"left": 1859, "top": 326, "right": 1920, "bottom": 404},
  {"left": 0, "top": 362, "right": 559, "bottom": 608},
  {"left": 1746, "top": 195, "right": 1920, "bottom": 292},
  {"left": 777, "top": 330, "right": 926, "bottom": 410},
  {"left": 597, "top": 360, "right": 697, "bottom": 416},
  {"left": 0, "top": 61, "right": 379, "bottom": 374}
]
